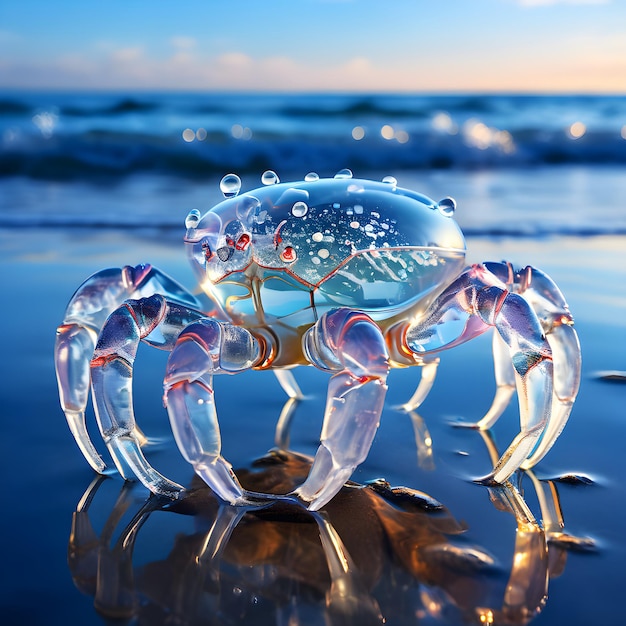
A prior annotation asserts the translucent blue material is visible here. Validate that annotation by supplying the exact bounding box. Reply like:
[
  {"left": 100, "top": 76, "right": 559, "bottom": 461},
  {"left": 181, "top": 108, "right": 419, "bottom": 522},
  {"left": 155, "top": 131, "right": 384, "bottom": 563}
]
[
  {"left": 185, "top": 177, "right": 466, "bottom": 325},
  {"left": 55, "top": 174, "right": 581, "bottom": 511}
]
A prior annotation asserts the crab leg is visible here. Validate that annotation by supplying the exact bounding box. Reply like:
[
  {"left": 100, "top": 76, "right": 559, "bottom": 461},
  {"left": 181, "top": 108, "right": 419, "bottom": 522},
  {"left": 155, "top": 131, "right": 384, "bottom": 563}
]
[
  {"left": 271, "top": 370, "right": 305, "bottom": 449},
  {"left": 475, "top": 291, "right": 553, "bottom": 483},
  {"left": 55, "top": 264, "right": 201, "bottom": 473},
  {"left": 91, "top": 294, "right": 204, "bottom": 497},
  {"left": 274, "top": 368, "right": 304, "bottom": 400},
  {"left": 274, "top": 397, "right": 299, "bottom": 449},
  {"left": 163, "top": 318, "right": 264, "bottom": 504},
  {"left": 403, "top": 265, "right": 554, "bottom": 483},
  {"left": 400, "top": 357, "right": 440, "bottom": 412},
  {"left": 295, "top": 308, "right": 389, "bottom": 510}
]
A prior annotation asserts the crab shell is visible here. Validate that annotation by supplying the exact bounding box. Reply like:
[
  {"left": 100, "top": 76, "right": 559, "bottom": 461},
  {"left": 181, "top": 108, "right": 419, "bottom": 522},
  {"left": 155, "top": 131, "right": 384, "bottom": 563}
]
[{"left": 185, "top": 177, "right": 466, "bottom": 357}]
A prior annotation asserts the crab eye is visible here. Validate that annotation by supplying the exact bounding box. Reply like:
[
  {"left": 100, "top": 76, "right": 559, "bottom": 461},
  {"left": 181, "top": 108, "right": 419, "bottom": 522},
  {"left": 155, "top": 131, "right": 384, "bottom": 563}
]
[
  {"left": 280, "top": 246, "right": 297, "bottom": 263},
  {"left": 201, "top": 241, "right": 213, "bottom": 261},
  {"left": 236, "top": 233, "right": 251, "bottom": 250}
]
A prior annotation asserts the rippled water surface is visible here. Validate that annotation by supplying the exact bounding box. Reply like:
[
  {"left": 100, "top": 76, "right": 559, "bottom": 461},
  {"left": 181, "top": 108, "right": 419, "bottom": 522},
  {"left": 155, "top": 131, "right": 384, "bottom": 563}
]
[{"left": 1, "top": 91, "right": 625, "bottom": 626}]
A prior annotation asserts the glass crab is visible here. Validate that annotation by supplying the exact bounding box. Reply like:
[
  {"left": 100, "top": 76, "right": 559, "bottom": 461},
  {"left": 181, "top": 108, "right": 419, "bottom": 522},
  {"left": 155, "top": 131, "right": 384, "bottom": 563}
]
[{"left": 55, "top": 170, "right": 581, "bottom": 511}]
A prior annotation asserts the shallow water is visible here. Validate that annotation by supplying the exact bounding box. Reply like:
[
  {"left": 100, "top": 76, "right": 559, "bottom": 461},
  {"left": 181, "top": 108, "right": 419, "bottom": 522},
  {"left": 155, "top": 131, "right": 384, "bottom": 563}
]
[
  {"left": 3, "top": 166, "right": 626, "bottom": 237},
  {"left": 1, "top": 191, "right": 625, "bottom": 624},
  {"left": 2, "top": 88, "right": 626, "bottom": 622}
]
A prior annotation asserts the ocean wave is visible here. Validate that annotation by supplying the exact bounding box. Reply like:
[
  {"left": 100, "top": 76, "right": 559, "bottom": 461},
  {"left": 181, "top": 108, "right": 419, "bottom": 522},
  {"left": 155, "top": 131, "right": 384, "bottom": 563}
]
[
  {"left": 0, "top": 93, "right": 552, "bottom": 120},
  {"left": 2, "top": 92, "right": 626, "bottom": 181},
  {"left": 0, "top": 94, "right": 498, "bottom": 120},
  {"left": 2, "top": 213, "right": 623, "bottom": 238},
  {"left": 60, "top": 98, "right": 161, "bottom": 117},
  {"left": 2, "top": 129, "right": 625, "bottom": 181}
]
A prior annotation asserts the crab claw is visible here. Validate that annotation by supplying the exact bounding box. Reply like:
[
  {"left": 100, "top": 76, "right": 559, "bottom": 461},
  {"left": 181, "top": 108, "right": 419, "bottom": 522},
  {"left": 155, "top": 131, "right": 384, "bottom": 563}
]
[
  {"left": 295, "top": 309, "right": 389, "bottom": 510},
  {"left": 55, "top": 323, "right": 106, "bottom": 473},
  {"left": 403, "top": 265, "right": 565, "bottom": 484},
  {"left": 472, "top": 284, "right": 554, "bottom": 483},
  {"left": 522, "top": 321, "right": 581, "bottom": 468},
  {"left": 478, "top": 263, "right": 582, "bottom": 470},
  {"left": 55, "top": 265, "right": 202, "bottom": 475}
]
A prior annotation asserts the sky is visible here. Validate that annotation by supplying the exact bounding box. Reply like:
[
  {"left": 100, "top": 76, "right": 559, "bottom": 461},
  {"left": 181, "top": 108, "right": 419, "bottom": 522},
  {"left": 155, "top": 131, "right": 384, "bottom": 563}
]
[{"left": 1, "top": 0, "right": 625, "bottom": 93}]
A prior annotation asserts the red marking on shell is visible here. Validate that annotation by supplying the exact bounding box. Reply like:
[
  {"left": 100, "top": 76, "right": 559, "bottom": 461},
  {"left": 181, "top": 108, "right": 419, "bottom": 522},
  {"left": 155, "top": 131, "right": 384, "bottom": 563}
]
[{"left": 274, "top": 219, "right": 288, "bottom": 248}]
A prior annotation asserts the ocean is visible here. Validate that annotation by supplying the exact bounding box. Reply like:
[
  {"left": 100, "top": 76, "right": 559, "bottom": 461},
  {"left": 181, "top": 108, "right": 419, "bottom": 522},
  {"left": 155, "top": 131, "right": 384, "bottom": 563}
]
[
  {"left": 1, "top": 91, "right": 625, "bottom": 625},
  {"left": 1, "top": 92, "right": 626, "bottom": 235}
]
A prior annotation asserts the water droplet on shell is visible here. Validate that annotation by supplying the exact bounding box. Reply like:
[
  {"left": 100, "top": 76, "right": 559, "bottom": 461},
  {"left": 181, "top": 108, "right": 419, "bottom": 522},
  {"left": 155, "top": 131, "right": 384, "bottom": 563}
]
[
  {"left": 185, "top": 209, "right": 201, "bottom": 229},
  {"left": 334, "top": 168, "right": 353, "bottom": 179},
  {"left": 437, "top": 197, "right": 456, "bottom": 217},
  {"left": 220, "top": 173, "right": 241, "bottom": 198},
  {"left": 261, "top": 170, "right": 279, "bottom": 185},
  {"left": 291, "top": 201, "right": 309, "bottom": 218}
]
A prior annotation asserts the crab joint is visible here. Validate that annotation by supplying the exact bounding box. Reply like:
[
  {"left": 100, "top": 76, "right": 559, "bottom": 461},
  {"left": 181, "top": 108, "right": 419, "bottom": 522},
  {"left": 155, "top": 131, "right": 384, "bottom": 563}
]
[{"left": 511, "top": 349, "right": 552, "bottom": 377}]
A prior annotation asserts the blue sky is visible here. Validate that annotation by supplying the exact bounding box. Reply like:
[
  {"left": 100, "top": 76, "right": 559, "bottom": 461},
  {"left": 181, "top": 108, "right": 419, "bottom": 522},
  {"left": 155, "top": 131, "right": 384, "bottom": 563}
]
[{"left": 1, "top": 0, "right": 624, "bottom": 92}]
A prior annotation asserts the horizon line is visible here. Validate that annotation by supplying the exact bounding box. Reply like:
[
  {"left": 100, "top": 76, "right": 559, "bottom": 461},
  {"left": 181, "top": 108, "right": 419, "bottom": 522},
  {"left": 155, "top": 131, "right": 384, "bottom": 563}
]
[{"left": 3, "top": 86, "right": 626, "bottom": 96}]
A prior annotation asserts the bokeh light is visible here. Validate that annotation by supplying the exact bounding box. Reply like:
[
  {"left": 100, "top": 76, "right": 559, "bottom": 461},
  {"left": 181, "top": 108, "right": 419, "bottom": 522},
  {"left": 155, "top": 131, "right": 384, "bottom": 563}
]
[
  {"left": 231, "top": 124, "right": 252, "bottom": 140},
  {"left": 32, "top": 111, "right": 58, "bottom": 138},
  {"left": 568, "top": 121, "right": 586, "bottom": 139},
  {"left": 462, "top": 119, "right": 515, "bottom": 153},
  {"left": 432, "top": 111, "right": 458, "bottom": 135},
  {"left": 380, "top": 124, "right": 394, "bottom": 140},
  {"left": 395, "top": 129, "right": 409, "bottom": 144},
  {"left": 182, "top": 128, "right": 195, "bottom": 142},
  {"left": 351, "top": 126, "right": 365, "bottom": 140}
]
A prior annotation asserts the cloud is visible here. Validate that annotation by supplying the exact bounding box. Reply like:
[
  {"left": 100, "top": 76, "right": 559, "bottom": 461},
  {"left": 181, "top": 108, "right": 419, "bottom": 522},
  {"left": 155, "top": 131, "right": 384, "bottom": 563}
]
[
  {"left": 110, "top": 46, "right": 144, "bottom": 63},
  {"left": 0, "top": 36, "right": 624, "bottom": 92},
  {"left": 170, "top": 36, "right": 197, "bottom": 50},
  {"left": 216, "top": 51, "right": 253, "bottom": 69},
  {"left": 0, "top": 48, "right": 401, "bottom": 91}
]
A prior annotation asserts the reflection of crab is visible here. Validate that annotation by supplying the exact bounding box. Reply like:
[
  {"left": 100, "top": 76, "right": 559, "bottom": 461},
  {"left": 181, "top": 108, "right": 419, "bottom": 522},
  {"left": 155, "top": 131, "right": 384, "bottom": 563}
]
[
  {"left": 55, "top": 170, "right": 581, "bottom": 511},
  {"left": 68, "top": 450, "right": 594, "bottom": 625}
]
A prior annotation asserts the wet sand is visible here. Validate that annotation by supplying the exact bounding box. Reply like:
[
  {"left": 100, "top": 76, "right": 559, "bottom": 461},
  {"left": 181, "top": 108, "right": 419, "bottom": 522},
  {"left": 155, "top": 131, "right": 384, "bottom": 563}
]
[{"left": 1, "top": 224, "right": 625, "bottom": 624}]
